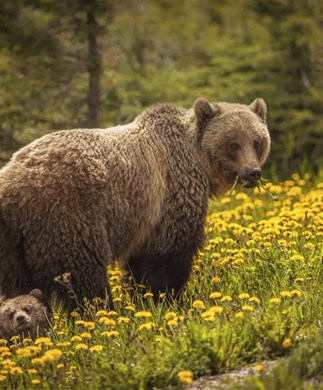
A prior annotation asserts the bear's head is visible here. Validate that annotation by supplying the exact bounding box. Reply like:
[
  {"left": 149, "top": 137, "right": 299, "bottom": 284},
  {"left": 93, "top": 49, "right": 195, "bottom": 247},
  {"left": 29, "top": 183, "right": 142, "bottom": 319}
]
[
  {"left": 0, "top": 289, "right": 48, "bottom": 341},
  {"left": 193, "top": 97, "right": 270, "bottom": 195}
]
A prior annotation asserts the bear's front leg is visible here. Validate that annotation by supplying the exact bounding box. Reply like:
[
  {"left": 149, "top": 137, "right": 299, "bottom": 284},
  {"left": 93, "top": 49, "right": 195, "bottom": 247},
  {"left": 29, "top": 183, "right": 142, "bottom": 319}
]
[{"left": 127, "top": 247, "right": 196, "bottom": 302}]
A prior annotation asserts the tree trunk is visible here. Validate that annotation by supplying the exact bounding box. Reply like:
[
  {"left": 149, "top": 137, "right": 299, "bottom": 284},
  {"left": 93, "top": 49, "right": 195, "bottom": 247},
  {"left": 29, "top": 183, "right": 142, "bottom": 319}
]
[{"left": 86, "top": 4, "right": 101, "bottom": 128}]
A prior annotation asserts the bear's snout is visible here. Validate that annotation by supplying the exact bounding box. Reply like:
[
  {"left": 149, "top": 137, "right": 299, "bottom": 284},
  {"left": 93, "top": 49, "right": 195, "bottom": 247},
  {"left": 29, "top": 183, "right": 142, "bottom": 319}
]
[
  {"left": 239, "top": 168, "right": 262, "bottom": 187},
  {"left": 15, "top": 312, "right": 31, "bottom": 328}
]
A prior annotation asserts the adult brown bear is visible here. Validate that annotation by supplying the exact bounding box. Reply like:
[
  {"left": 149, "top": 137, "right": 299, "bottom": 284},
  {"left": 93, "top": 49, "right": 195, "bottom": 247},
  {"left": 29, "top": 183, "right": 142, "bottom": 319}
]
[{"left": 0, "top": 98, "right": 270, "bottom": 310}]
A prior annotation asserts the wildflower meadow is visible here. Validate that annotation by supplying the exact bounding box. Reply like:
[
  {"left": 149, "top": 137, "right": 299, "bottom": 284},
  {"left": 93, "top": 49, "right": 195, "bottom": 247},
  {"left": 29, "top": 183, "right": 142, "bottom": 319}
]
[{"left": 0, "top": 172, "right": 322, "bottom": 389}]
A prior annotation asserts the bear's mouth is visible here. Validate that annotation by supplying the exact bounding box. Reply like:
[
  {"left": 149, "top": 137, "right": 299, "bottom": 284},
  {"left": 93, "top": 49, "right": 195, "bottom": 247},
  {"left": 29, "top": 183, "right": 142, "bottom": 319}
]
[
  {"left": 242, "top": 181, "right": 258, "bottom": 188},
  {"left": 16, "top": 324, "right": 31, "bottom": 332}
]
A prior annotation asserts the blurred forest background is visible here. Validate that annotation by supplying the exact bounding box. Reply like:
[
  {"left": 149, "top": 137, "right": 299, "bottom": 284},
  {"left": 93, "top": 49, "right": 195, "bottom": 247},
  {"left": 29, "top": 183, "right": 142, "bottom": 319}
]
[{"left": 0, "top": 0, "right": 322, "bottom": 176}]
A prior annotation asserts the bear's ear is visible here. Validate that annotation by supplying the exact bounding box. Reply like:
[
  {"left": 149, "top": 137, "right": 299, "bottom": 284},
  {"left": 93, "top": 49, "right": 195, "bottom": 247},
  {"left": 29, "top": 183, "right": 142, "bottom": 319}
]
[
  {"left": 249, "top": 98, "right": 267, "bottom": 123},
  {"left": 29, "top": 289, "right": 43, "bottom": 302},
  {"left": 194, "top": 98, "right": 221, "bottom": 126}
]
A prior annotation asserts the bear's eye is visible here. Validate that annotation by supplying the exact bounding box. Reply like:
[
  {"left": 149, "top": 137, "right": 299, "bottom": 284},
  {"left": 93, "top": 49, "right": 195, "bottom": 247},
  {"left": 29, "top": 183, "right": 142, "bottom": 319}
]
[
  {"left": 22, "top": 306, "right": 31, "bottom": 314},
  {"left": 8, "top": 310, "right": 15, "bottom": 319},
  {"left": 254, "top": 140, "right": 261, "bottom": 150},
  {"left": 230, "top": 142, "right": 240, "bottom": 151}
]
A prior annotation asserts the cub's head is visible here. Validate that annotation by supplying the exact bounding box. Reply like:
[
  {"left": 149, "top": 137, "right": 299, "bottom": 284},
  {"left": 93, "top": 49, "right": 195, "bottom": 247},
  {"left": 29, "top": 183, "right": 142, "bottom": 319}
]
[
  {"left": 193, "top": 97, "right": 270, "bottom": 195},
  {"left": 0, "top": 289, "right": 49, "bottom": 341}
]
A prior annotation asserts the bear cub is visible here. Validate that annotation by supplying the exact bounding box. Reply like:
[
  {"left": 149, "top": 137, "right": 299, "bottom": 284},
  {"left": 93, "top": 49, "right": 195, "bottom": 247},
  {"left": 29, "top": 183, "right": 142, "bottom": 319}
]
[{"left": 0, "top": 289, "right": 50, "bottom": 341}]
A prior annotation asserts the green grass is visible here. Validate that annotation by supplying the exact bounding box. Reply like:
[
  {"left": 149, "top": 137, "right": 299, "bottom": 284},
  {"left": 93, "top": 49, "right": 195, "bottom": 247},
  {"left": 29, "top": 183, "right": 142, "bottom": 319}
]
[{"left": 1, "top": 171, "right": 322, "bottom": 389}]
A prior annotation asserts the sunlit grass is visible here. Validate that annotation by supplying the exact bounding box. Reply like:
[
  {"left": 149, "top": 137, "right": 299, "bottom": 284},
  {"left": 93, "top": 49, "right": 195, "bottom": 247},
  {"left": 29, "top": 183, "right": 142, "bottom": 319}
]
[{"left": 0, "top": 172, "right": 322, "bottom": 389}]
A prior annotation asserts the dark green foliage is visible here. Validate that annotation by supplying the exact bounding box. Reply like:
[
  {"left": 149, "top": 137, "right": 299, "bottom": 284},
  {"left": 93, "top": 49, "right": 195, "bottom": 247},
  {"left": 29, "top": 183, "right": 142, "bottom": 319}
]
[{"left": 0, "top": 0, "right": 322, "bottom": 174}]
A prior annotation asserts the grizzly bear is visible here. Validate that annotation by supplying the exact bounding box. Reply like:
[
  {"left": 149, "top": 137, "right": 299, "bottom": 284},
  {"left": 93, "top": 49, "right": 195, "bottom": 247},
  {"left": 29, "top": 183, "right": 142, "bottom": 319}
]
[
  {"left": 0, "top": 98, "right": 270, "bottom": 310},
  {"left": 0, "top": 289, "right": 50, "bottom": 341}
]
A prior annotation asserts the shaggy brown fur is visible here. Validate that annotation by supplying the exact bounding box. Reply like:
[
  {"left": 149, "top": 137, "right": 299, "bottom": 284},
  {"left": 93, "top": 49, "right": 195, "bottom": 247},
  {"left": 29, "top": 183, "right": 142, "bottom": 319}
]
[
  {"left": 0, "top": 98, "right": 270, "bottom": 309},
  {"left": 0, "top": 289, "right": 49, "bottom": 341}
]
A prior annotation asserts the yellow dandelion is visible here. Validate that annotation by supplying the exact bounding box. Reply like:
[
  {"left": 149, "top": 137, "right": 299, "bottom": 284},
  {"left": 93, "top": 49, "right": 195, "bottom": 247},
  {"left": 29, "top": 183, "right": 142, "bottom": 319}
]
[
  {"left": 80, "top": 332, "right": 92, "bottom": 339},
  {"left": 107, "top": 311, "right": 118, "bottom": 317},
  {"left": 125, "top": 305, "right": 136, "bottom": 312},
  {"left": 167, "top": 319, "right": 179, "bottom": 326},
  {"left": 31, "top": 358, "right": 44, "bottom": 366},
  {"left": 159, "top": 293, "right": 166, "bottom": 299},
  {"left": 164, "top": 312, "right": 177, "bottom": 321},
  {"left": 75, "top": 320, "right": 85, "bottom": 325},
  {"left": 209, "top": 292, "right": 222, "bottom": 299},
  {"left": 84, "top": 321, "right": 96, "bottom": 330},
  {"left": 254, "top": 364, "right": 264, "bottom": 372},
  {"left": 34, "top": 337, "right": 52, "bottom": 346},
  {"left": 56, "top": 342, "right": 71, "bottom": 348},
  {"left": 221, "top": 197, "right": 231, "bottom": 204},
  {"left": 27, "top": 369, "right": 37, "bottom": 375},
  {"left": 235, "top": 311, "right": 244, "bottom": 319},
  {"left": 16, "top": 348, "right": 32, "bottom": 358},
  {"left": 211, "top": 276, "right": 221, "bottom": 283},
  {"left": 282, "top": 338, "right": 292, "bottom": 348},
  {"left": 192, "top": 300, "right": 205, "bottom": 309},
  {"left": 201, "top": 311, "right": 215, "bottom": 322},
  {"left": 242, "top": 305, "right": 254, "bottom": 311},
  {"left": 295, "top": 277, "right": 304, "bottom": 282},
  {"left": 70, "top": 311, "right": 79, "bottom": 317},
  {"left": 220, "top": 295, "right": 232, "bottom": 302},
  {"left": 1, "top": 352, "right": 12, "bottom": 359},
  {"left": 134, "top": 311, "right": 152, "bottom": 318},
  {"left": 22, "top": 338, "right": 32, "bottom": 343},
  {"left": 117, "top": 316, "right": 130, "bottom": 324},
  {"left": 209, "top": 306, "right": 224, "bottom": 314},
  {"left": 98, "top": 317, "right": 116, "bottom": 326},
  {"left": 111, "top": 285, "right": 122, "bottom": 293},
  {"left": 270, "top": 297, "right": 281, "bottom": 304},
  {"left": 138, "top": 322, "right": 155, "bottom": 331},
  {"left": 144, "top": 292, "right": 154, "bottom": 298},
  {"left": 95, "top": 310, "right": 108, "bottom": 317},
  {"left": 10, "top": 366, "right": 23, "bottom": 375},
  {"left": 0, "top": 339, "right": 7, "bottom": 345},
  {"left": 2, "top": 359, "right": 15, "bottom": 367},
  {"left": 238, "top": 293, "right": 250, "bottom": 300},
  {"left": 43, "top": 349, "right": 62, "bottom": 362},
  {"left": 101, "top": 331, "right": 119, "bottom": 338},
  {"left": 31, "top": 379, "right": 41, "bottom": 385},
  {"left": 71, "top": 335, "right": 82, "bottom": 343},
  {"left": 304, "top": 242, "right": 314, "bottom": 250},
  {"left": 290, "top": 289, "right": 302, "bottom": 297},
  {"left": 177, "top": 370, "right": 193, "bottom": 384},
  {"left": 57, "top": 363, "right": 64, "bottom": 369},
  {"left": 89, "top": 345, "right": 104, "bottom": 353},
  {"left": 290, "top": 254, "right": 304, "bottom": 262},
  {"left": 280, "top": 291, "right": 292, "bottom": 298},
  {"left": 75, "top": 343, "right": 88, "bottom": 351},
  {"left": 0, "top": 347, "right": 10, "bottom": 353},
  {"left": 249, "top": 297, "right": 261, "bottom": 304}
]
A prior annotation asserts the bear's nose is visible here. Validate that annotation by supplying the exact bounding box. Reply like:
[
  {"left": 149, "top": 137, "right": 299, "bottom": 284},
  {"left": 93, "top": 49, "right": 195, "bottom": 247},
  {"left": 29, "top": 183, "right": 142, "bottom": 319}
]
[
  {"left": 243, "top": 168, "right": 262, "bottom": 182},
  {"left": 16, "top": 315, "right": 29, "bottom": 325}
]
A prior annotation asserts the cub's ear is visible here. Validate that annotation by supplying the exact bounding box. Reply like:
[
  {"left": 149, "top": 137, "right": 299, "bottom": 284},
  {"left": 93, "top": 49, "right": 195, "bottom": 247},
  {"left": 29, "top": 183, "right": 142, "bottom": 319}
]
[
  {"left": 249, "top": 98, "right": 267, "bottom": 123},
  {"left": 194, "top": 98, "right": 221, "bottom": 126},
  {"left": 29, "top": 289, "right": 43, "bottom": 302}
]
